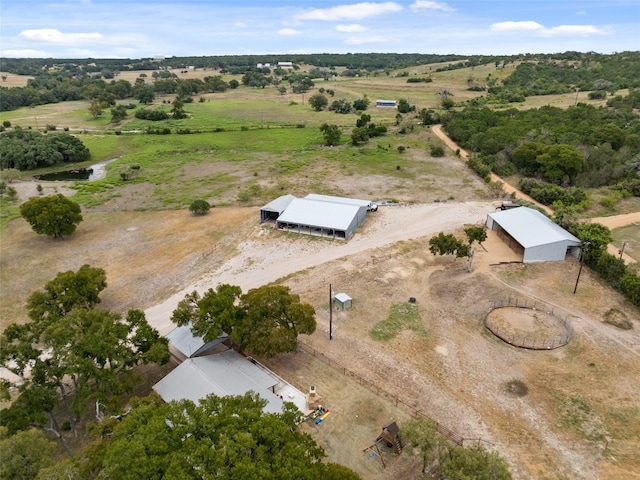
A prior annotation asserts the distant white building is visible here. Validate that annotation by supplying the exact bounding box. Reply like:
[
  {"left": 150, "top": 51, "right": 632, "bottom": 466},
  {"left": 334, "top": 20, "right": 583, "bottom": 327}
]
[
  {"left": 376, "top": 99, "right": 397, "bottom": 107},
  {"left": 277, "top": 61, "right": 293, "bottom": 68}
]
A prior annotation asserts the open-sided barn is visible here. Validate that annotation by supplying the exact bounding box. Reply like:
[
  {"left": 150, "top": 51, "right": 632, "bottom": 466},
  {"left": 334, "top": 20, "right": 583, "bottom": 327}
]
[
  {"left": 486, "top": 207, "right": 581, "bottom": 263},
  {"left": 261, "top": 194, "right": 373, "bottom": 240}
]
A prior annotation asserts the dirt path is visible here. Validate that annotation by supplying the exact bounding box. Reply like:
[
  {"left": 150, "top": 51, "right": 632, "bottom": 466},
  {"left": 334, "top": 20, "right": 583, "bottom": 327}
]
[
  {"left": 431, "top": 125, "right": 553, "bottom": 214},
  {"left": 144, "top": 201, "right": 494, "bottom": 334}
]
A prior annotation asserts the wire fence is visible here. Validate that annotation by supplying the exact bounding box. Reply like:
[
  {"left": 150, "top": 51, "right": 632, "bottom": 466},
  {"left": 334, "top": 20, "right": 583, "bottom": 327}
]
[
  {"left": 485, "top": 297, "right": 573, "bottom": 350},
  {"left": 297, "top": 341, "right": 492, "bottom": 448}
]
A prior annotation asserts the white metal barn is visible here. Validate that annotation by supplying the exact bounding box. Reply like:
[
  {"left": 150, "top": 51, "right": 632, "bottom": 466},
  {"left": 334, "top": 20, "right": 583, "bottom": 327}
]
[
  {"left": 486, "top": 207, "right": 581, "bottom": 263},
  {"left": 262, "top": 194, "right": 373, "bottom": 240}
]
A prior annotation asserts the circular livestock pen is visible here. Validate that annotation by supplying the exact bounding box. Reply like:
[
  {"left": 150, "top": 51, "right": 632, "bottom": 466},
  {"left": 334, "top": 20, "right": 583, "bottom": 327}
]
[{"left": 485, "top": 297, "right": 573, "bottom": 350}]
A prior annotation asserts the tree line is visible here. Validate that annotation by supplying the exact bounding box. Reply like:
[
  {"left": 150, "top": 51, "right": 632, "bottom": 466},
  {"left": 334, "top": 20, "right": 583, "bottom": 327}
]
[
  {"left": 442, "top": 93, "right": 640, "bottom": 206},
  {"left": 0, "top": 129, "right": 90, "bottom": 170}
]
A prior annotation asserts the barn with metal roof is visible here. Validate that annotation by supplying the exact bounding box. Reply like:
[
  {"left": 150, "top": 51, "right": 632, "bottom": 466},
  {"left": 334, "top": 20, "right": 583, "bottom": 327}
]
[
  {"left": 263, "top": 194, "right": 373, "bottom": 240},
  {"left": 486, "top": 207, "right": 581, "bottom": 263}
]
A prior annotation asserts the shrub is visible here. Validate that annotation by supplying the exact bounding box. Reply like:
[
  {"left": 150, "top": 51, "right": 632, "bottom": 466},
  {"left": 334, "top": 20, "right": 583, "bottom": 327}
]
[
  {"left": 430, "top": 145, "right": 445, "bottom": 157},
  {"left": 189, "top": 199, "right": 211, "bottom": 215}
]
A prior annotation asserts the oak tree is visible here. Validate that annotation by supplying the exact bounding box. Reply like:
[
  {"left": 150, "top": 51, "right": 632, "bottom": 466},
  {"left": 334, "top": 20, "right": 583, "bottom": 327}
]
[{"left": 20, "top": 194, "right": 83, "bottom": 239}]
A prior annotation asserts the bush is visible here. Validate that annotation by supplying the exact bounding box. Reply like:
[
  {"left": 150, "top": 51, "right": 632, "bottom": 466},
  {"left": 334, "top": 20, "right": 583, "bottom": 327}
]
[
  {"left": 135, "top": 109, "right": 169, "bottom": 121},
  {"left": 189, "top": 199, "right": 211, "bottom": 215},
  {"left": 430, "top": 145, "right": 445, "bottom": 157}
]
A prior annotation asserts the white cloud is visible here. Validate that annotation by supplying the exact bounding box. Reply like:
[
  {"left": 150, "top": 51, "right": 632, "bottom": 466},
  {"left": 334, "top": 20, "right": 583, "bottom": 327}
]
[
  {"left": 278, "top": 28, "right": 302, "bottom": 35},
  {"left": 1, "top": 49, "right": 50, "bottom": 58},
  {"left": 336, "top": 24, "right": 368, "bottom": 32},
  {"left": 490, "top": 21, "right": 544, "bottom": 32},
  {"left": 410, "top": 1, "right": 455, "bottom": 12},
  {"left": 344, "top": 35, "right": 390, "bottom": 44},
  {"left": 540, "top": 25, "right": 609, "bottom": 36},
  {"left": 17, "top": 29, "right": 104, "bottom": 46},
  {"left": 294, "top": 2, "right": 402, "bottom": 21},
  {"left": 490, "top": 21, "right": 609, "bottom": 37},
  {"left": 234, "top": 22, "right": 248, "bottom": 28}
]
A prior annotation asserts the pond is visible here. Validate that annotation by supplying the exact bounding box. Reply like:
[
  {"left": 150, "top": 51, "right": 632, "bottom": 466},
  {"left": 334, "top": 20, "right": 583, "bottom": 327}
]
[{"left": 34, "top": 160, "right": 113, "bottom": 182}]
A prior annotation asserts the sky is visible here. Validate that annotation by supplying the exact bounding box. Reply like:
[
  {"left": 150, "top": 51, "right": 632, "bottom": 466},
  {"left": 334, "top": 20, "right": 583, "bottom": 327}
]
[{"left": 1, "top": 0, "right": 639, "bottom": 59}]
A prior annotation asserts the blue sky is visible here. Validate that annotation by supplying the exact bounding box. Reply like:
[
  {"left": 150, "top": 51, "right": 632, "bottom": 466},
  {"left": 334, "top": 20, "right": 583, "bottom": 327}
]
[{"left": 1, "top": 0, "right": 638, "bottom": 58}]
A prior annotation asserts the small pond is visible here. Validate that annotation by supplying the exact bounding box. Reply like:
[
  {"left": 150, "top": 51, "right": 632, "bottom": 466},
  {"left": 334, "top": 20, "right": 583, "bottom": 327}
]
[{"left": 34, "top": 160, "right": 113, "bottom": 182}]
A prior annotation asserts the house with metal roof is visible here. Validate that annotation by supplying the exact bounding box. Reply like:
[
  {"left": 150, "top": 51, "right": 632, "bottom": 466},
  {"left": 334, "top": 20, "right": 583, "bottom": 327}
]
[
  {"left": 156, "top": 324, "right": 309, "bottom": 414},
  {"left": 153, "top": 349, "right": 308, "bottom": 414},
  {"left": 166, "top": 324, "right": 228, "bottom": 361},
  {"left": 486, "top": 207, "right": 581, "bottom": 263}
]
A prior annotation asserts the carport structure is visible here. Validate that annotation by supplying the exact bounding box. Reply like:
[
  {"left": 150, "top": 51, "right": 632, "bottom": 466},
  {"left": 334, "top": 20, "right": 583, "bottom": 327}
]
[{"left": 486, "top": 207, "right": 581, "bottom": 263}]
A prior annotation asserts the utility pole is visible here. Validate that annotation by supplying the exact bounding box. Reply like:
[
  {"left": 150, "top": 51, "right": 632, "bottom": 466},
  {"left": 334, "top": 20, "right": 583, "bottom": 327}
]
[
  {"left": 573, "top": 242, "right": 590, "bottom": 294},
  {"left": 329, "top": 284, "right": 333, "bottom": 340},
  {"left": 619, "top": 241, "right": 628, "bottom": 261}
]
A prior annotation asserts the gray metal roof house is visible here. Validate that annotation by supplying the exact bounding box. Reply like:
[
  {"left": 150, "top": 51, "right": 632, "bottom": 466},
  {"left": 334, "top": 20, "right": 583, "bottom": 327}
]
[
  {"left": 152, "top": 349, "right": 308, "bottom": 414},
  {"left": 157, "top": 325, "right": 308, "bottom": 415},
  {"left": 486, "top": 207, "right": 581, "bottom": 263},
  {"left": 261, "top": 193, "right": 374, "bottom": 240},
  {"left": 166, "top": 324, "right": 228, "bottom": 361}
]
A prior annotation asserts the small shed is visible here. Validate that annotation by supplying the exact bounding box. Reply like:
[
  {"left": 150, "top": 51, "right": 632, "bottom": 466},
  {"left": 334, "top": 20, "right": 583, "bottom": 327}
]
[
  {"left": 376, "top": 99, "right": 397, "bottom": 107},
  {"left": 334, "top": 293, "right": 352, "bottom": 309}
]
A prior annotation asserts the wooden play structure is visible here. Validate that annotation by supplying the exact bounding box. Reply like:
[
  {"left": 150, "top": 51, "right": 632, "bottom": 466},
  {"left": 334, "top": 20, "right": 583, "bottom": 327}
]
[{"left": 363, "top": 421, "right": 404, "bottom": 468}]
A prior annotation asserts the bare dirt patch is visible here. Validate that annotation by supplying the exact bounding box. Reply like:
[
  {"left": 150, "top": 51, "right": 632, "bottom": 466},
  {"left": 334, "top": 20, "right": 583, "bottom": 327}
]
[{"left": 486, "top": 306, "right": 571, "bottom": 348}]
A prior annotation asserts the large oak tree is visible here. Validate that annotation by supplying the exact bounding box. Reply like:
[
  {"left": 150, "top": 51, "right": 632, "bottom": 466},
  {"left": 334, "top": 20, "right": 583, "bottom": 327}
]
[
  {"left": 19, "top": 194, "right": 83, "bottom": 239},
  {"left": 172, "top": 284, "right": 316, "bottom": 358}
]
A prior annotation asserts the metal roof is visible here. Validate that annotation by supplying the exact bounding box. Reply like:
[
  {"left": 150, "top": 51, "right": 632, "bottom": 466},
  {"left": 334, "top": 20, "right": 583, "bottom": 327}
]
[
  {"left": 261, "top": 194, "right": 296, "bottom": 213},
  {"left": 277, "top": 198, "right": 361, "bottom": 230},
  {"left": 166, "top": 324, "right": 228, "bottom": 358},
  {"left": 305, "top": 193, "right": 371, "bottom": 207},
  {"left": 153, "top": 350, "right": 286, "bottom": 414},
  {"left": 334, "top": 293, "right": 352, "bottom": 302},
  {"left": 488, "top": 207, "right": 581, "bottom": 248}
]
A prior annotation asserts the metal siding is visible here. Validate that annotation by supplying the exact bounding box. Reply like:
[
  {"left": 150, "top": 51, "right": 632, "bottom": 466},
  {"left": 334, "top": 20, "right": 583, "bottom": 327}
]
[{"left": 523, "top": 241, "right": 568, "bottom": 263}]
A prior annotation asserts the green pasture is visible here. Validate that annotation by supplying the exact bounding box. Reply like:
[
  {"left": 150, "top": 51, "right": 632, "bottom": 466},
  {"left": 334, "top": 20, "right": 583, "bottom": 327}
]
[{"left": 67, "top": 123, "right": 459, "bottom": 210}]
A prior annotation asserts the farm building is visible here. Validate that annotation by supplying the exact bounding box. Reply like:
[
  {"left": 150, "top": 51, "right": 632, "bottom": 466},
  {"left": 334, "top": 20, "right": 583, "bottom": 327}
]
[
  {"left": 376, "top": 99, "right": 397, "bottom": 107},
  {"left": 260, "top": 194, "right": 295, "bottom": 223},
  {"left": 155, "top": 324, "right": 308, "bottom": 414},
  {"left": 261, "top": 194, "right": 374, "bottom": 240},
  {"left": 486, "top": 207, "right": 581, "bottom": 263}
]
